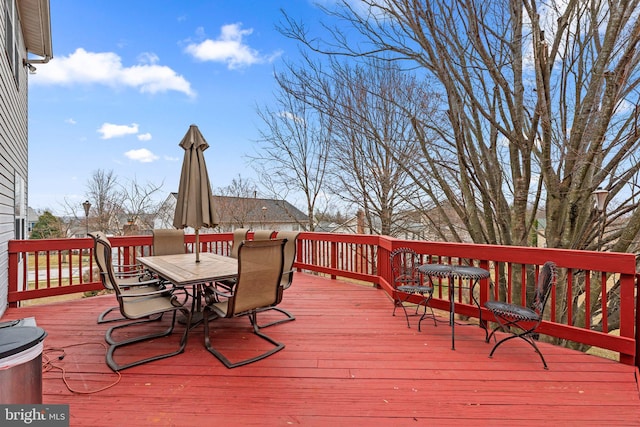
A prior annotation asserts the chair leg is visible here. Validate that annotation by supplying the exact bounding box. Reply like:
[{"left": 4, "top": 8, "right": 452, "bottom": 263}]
[
  {"left": 488, "top": 329, "right": 549, "bottom": 369},
  {"left": 392, "top": 295, "right": 412, "bottom": 328},
  {"left": 97, "top": 306, "right": 125, "bottom": 324},
  {"left": 255, "top": 306, "right": 295, "bottom": 328},
  {"left": 104, "top": 314, "right": 168, "bottom": 345},
  {"left": 98, "top": 306, "right": 164, "bottom": 324},
  {"left": 394, "top": 293, "right": 437, "bottom": 332},
  {"left": 203, "top": 309, "right": 285, "bottom": 369},
  {"left": 416, "top": 295, "right": 438, "bottom": 332},
  {"left": 106, "top": 307, "right": 191, "bottom": 371}
]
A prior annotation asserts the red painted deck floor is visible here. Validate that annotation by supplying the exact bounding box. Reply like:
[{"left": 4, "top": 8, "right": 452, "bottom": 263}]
[{"left": 3, "top": 273, "right": 639, "bottom": 426}]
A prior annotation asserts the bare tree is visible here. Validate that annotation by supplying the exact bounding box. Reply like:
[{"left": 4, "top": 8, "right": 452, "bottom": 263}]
[
  {"left": 84, "top": 169, "right": 124, "bottom": 235},
  {"left": 215, "top": 175, "right": 261, "bottom": 228},
  {"left": 252, "top": 73, "right": 333, "bottom": 231},
  {"left": 64, "top": 169, "right": 164, "bottom": 235},
  {"left": 272, "top": 54, "right": 432, "bottom": 235},
  {"left": 119, "top": 176, "right": 164, "bottom": 231},
  {"left": 282, "top": 0, "right": 640, "bottom": 248},
  {"left": 281, "top": 1, "right": 640, "bottom": 341}
]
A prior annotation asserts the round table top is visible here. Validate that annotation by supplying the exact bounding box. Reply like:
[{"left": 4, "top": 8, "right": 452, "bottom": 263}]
[{"left": 417, "top": 263, "right": 490, "bottom": 279}]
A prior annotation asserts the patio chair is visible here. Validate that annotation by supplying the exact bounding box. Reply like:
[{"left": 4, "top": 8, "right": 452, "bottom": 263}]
[
  {"left": 152, "top": 229, "right": 185, "bottom": 256},
  {"left": 89, "top": 231, "right": 167, "bottom": 324},
  {"left": 215, "top": 228, "right": 250, "bottom": 294},
  {"left": 256, "top": 230, "right": 300, "bottom": 328},
  {"left": 152, "top": 228, "right": 202, "bottom": 312},
  {"left": 91, "top": 232, "right": 192, "bottom": 371},
  {"left": 484, "top": 261, "right": 557, "bottom": 369},
  {"left": 230, "top": 228, "right": 250, "bottom": 258},
  {"left": 202, "top": 238, "right": 286, "bottom": 368},
  {"left": 252, "top": 229, "right": 275, "bottom": 240},
  {"left": 390, "top": 247, "right": 437, "bottom": 331}
]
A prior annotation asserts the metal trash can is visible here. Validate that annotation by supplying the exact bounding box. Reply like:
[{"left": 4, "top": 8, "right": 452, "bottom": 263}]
[{"left": 0, "top": 323, "right": 47, "bottom": 404}]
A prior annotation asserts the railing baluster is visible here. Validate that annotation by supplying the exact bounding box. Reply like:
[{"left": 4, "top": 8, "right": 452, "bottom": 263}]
[{"left": 5, "top": 232, "right": 638, "bottom": 368}]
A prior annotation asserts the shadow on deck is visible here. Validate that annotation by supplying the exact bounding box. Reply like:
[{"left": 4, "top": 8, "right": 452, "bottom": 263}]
[{"left": 3, "top": 273, "right": 639, "bottom": 426}]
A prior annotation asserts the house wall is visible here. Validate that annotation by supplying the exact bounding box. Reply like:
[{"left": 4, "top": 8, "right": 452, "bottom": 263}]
[{"left": 0, "top": 0, "right": 29, "bottom": 316}]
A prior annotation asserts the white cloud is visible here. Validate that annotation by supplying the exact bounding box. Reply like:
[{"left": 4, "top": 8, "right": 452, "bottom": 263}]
[
  {"left": 32, "top": 48, "right": 195, "bottom": 97},
  {"left": 185, "top": 23, "right": 281, "bottom": 69},
  {"left": 124, "top": 148, "right": 159, "bottom": 163},
  {"left": 164, "top": 155, "right": 180, "bottom": 161},
  {"left": 65, "top": 118, "right": 77, "bottom": 125},
  {"left": 138, "top": 52, "right": 159, "bottom": 65},
  {"left": 98, "top": 122, "right": 139, "bottom": 139},
  {"left": 614, "top": 99, "right": 635, "bottom": 115},
  {"left": 279, "top": 111, "right": 305, "bottom": 124},
  {"left": 137, "top": 132, "right": 152, "bottom": 141}
]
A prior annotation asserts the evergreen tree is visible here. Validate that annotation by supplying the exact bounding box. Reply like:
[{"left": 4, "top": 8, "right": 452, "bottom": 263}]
[{"left": 30, "top": 211, "right": 63, "bottom": 239}]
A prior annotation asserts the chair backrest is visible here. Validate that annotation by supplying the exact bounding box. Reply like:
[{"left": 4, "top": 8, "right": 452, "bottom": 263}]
[
  {"left": 390, "top": 247, "right": 421, "bottom": 288},
  {"left": 252, "top": 230, "right": 275, "bottom": 240},
  {"left": 530, "top": 261, "right": 557, "bottom": 315},
  {"left": 153, "top": 229, "right": 185, "bottom": 256},
  {"left": 88, "top": 231, "right": 118, "bottom": 292},
  {"left": 230, "top": 228, "right": 250, "bottom": 258},
  {"left": 275, "top": 231, "right": 300, "bottom": 289},
  {"left": 226, "top": 239, "right": 286, "bottom": 316}
]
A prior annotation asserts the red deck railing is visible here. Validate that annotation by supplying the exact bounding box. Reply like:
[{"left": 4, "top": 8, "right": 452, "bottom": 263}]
[{"left": 6, "top": 231, "right": 639, "bottom": 368}]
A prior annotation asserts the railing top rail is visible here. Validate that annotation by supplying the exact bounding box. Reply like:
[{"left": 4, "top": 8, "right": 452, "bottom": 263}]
[{"left": 369, "top": 236, "right": 637, "bottom": 274}]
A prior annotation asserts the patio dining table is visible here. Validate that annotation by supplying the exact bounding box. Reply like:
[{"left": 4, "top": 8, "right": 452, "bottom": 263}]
[
  {"left": 417, "top": 263, "right": 490, "bottom": 350},
  {"left": 137, "top": 252, "right": 238, "bottom": 325}
]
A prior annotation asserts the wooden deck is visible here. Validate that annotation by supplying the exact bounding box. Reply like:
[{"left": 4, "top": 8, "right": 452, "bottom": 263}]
[{"left": 3, "top": 273, "right": 639, "bottom": 426}]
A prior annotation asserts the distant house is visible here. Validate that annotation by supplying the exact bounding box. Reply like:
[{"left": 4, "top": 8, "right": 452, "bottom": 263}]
[
  {"left": 0, "top": 0, "right": 52, "bottom": 315},
  {"left": 316, "top": 210, "right": 372, "bottom": 235},
  {"left": 27, "top": 206, "right": 40, "bottom": 236},
  {"left": 156, "top": 193, "right": 308, "bottom": 233},
  {"left": 317, "top": 209, "right": 426, "bottom": 239}
]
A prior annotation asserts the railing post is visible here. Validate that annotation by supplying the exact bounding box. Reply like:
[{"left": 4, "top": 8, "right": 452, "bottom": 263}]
[
  {"left": 634, "top": 273, "right": 640, "bottom": 368},
  {"left": 478, "top": 259, "right": 490, "bottom": 331},
  {"left": 7, "top": 247, "right": 19, "bottom": 308},
  {"left": 331, "top": 241, "right": 337, "bottom": 280}
]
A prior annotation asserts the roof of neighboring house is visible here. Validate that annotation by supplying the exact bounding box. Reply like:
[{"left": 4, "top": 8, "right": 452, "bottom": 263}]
[
  {"left": 17, "top": 0, "right": 53, "bottom": 60},
  {"left": 164, "top": 193, "right": 307, "bottom": 225},
  {"left": 214, "top": 195, "right": 307, "bottom": 223}
]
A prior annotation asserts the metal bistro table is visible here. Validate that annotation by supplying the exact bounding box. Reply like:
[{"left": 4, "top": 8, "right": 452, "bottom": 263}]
[{"left": 417, "top": 263, "right": 490, "bottom": 350}]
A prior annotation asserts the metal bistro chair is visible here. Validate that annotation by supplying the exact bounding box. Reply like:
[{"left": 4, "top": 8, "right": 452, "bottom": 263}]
[
  {"left": 91, "top": 232, "right": 191, "bottom": 371},
  {"left": 390, "top": 248, "right": 437, "bottom": 332},
  {"left": 89, "top": 231, "right": 168, "bottom": 324},
  {"left": 202, "top": 239, "right": 286, "bottom": 368},
  {"left": 484, "top": 261, "right": 557, "bottom": 369},
  {"left": 256, "top": 230, "right": 300, "bottom": 328}
]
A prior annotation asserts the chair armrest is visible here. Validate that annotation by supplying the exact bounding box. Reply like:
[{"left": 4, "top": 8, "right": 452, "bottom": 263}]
[
  {"left": 119, "top": 287, "right": 169, "bottom": 298},
  {"left": 214, "top": 279, "right": 236, "bottom": 291},
  {"left": 119, "top": 285, "right": 187, "bottom": 300},
  {"left": 203, "top": 284, "right": 232, "bottom": 305},
  {"left": 120, "top": 278, "right": 165, "bottom": 288},
  {"left": 280, "top": 269, "right": 294, "bottom": 290},
  {"left": 113, "top": 263, "right": 144, "bottom": 271}
]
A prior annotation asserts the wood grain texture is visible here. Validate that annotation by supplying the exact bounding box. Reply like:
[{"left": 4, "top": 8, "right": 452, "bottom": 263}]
[{"left": 3, "top": 272, "right": 639, "bottom": 426}]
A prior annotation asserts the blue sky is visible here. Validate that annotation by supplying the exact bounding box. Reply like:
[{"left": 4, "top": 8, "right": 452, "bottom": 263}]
[{"left": 27, "top": 0, "right": 332, "bottom": 215}]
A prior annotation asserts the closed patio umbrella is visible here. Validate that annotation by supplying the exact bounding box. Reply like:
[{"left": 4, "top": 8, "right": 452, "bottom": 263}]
[{"left": 173, "top": 124, "right": 219, "bottom": 262}]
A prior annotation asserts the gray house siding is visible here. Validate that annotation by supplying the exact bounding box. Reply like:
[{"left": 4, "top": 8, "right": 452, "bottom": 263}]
[{"left": 0, "top": 0, "right": 29, "bottom": 316}]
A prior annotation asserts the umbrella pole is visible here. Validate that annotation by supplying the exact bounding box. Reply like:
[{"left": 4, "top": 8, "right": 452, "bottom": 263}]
[{"left": 195, "top": 229, "right": 200, "bottom": 263}]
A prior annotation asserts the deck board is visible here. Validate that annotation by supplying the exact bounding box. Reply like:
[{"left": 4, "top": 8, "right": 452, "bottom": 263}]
[{"left": 3, "top": 273, "right": 639, "bottom": 426}]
